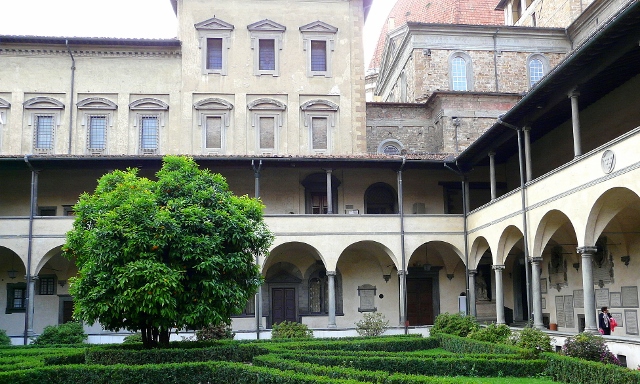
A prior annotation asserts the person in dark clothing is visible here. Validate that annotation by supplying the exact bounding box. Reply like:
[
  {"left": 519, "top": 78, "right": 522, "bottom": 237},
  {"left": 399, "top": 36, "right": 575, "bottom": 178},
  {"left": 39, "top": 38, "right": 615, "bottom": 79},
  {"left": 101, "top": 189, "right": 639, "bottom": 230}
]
[{"left": 598, "top": 306, "right": 612, "bottom": 335}]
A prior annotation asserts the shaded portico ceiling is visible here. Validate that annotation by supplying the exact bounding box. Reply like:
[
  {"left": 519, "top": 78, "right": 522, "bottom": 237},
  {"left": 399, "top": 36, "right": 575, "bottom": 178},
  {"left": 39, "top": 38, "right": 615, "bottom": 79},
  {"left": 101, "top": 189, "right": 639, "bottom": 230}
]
[
  {"left": 454, "top": 0, "right": 640, "bottom": 169},
  {"left": 368, "top": 0, "right": 504, "bottom": 70}
]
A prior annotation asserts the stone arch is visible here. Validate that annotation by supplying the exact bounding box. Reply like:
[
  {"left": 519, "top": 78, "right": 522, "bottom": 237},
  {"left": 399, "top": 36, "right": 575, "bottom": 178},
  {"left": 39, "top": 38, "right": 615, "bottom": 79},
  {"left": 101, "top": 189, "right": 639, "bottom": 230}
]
[
  {"left": 532, "top": 209, "right": 578, "bottom": 258},
  {"left": 496, "top": 225, "right": 524, "bottom": 266},
  {"left": 264, "top": 241, "right": 323, "bottom": 274},
  {"left": 469, "top": 236, "right": 491, "bottom": 270},
  {"left": 584, "top": 187, "right": 640, "bottom": 247}
]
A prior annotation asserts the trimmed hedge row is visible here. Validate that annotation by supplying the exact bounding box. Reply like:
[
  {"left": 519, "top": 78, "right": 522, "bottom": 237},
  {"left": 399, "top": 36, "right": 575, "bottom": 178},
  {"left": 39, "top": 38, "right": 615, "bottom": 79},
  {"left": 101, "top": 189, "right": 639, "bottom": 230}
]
[
  {"left": 265, "top": 336, "right": 439, "bottom": 353},
  {"left": 0, "top": 361, "right": 366, "bottom": 384},
  {"left": 434, "top": 334, "right": 526, "bottom": 355},
  {"left": 278, "top": 351, "right": 547, "bottom": 377},
  {"left": 544, "top": 352, "right": 640, "bottom": 384},
  {"left": 254, "top": 353, "right": 524, "bottom": 384},
  {"left": 84, "top": 343, "right": 268, "bottom": 365}
]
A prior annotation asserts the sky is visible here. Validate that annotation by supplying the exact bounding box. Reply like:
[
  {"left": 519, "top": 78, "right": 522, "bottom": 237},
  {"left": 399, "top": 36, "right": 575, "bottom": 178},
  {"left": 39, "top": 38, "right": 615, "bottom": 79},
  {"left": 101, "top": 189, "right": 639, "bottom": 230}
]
[{"left": 0, "top": 0, "right": 398, "bottom": 68}]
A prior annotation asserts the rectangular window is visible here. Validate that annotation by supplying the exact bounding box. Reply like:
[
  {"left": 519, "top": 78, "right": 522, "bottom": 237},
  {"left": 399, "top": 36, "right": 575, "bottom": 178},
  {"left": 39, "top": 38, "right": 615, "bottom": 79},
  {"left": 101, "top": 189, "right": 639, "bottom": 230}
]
[
  {"left": 6, "top": 283, "right": 26, "bottom": 313},
  {"left": 311, "top": 117, "right": 328, "bottom": 150},
  {"left": 140, "top": 116, "right": 159, "bottom": 152},
  {"left": 38, "top": 276, "right": 55, "bottom": 295},
  {"left": 35, "top": 115, "right": 54, "bottom": 150},
  {"left": 259, "top": 116, "right": 275, "bottom": 149},
  {"left": 207, "top": 38, "right": 223, "bottom": 70},
  {"left": 205, "top": 116, "right": 222, "bottom": 149},
  {"left": 88, "top": 115, "right": 107, "bottom": 151},
  {"left": 38, "top": 206, "right": 57, "bottom": 216},
  {"left": 310, "top": 41, "right": 327, "bottom": 72},
  {"left": 259, "top": 39, "right": 276, "bottom": 71}
]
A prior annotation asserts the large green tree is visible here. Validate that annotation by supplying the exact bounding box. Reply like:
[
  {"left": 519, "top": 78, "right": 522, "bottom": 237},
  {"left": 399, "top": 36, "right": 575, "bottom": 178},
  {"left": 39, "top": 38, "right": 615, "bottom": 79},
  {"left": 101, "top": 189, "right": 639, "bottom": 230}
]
[{"left": 64, "top": 156, "right": 272, "bottom": 348}]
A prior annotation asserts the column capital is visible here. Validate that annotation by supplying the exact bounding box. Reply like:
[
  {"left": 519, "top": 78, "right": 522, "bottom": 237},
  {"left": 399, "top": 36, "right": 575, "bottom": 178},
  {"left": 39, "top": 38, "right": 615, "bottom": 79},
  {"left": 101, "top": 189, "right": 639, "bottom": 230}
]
[
  {"left": 468, "top": 269, "right": 477, "bottom": 276},
  {"left": 523, "top": 126, "right": 531, "bottom": 132},
  {"left": 326, "top": 270, "right": 336, "bottom": 276},
  {"left": 492, "top": 265, "right": 505, "bottom": 271},
  {"left": 568, "top": 89, "right": 580, "bottom": 98},
  {"left": 324, "top": 168, "right": 333, "bottom": 173},
  {"left": 530, "top": 256, "right": 543, "bottom": 263},
  {"left": 577, "top": 246, "right": 598, "bottom": 255},
  {"left": 488, "top": 151, "right": 496, "bottom": 157},
  {"left": 397, "top": 269, "right": 407, "bottom": 276}
]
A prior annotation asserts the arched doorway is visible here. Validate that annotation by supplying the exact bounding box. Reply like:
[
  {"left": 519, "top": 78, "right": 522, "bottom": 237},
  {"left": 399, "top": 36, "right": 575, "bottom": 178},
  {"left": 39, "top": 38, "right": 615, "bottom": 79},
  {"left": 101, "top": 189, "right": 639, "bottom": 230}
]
[{"left": 364, "top": 182, "right": 397, "bottom": 214}]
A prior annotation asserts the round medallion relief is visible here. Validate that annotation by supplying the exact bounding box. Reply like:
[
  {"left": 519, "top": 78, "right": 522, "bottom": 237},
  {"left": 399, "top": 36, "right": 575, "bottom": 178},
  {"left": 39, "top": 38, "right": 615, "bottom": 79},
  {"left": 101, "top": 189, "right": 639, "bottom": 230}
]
[{"left": 601, "top": 150, "right": 615, "bottom": 174}]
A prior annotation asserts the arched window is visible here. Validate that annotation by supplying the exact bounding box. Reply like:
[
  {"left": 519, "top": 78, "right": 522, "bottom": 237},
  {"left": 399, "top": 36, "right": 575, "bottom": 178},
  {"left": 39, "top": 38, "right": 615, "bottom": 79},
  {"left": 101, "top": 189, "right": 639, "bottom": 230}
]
[
  {"left": 527, "top": 54, "right": 549, "bottom": 88},
  {"left": 377, "top": 139, "right": 403, "bottom": 155},
  {"left": 364, "top": 182, "right": 397, "bottom": 214},
  {"left": 449, "top": 52, "right": 473, "bottom": 91}
]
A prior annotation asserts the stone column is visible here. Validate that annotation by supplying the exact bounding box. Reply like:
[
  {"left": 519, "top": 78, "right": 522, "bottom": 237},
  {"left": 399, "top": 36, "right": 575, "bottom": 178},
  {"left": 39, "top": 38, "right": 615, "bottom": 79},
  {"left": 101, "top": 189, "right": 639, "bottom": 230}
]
[
  {"left": 493, "top": 265, "right": 505, "bottom": 324},
  {"left": 468, "top": 270, "right": 477, "bottom": 317},
  {"left": 569, "top": 90, "right": 582, "bottom": 157},
  {"left": 27, "top": 276, "right": 37, "bottom": 337},
  {"left": 398, "top": 269, "right": 407, "bottom": 326},
  {"left": 523, "top": 126, "right": 532, "bottom": 182},
  {"left": 530, "top": 257, "right": 545, "bottom": 329},
  {"left": 578, "top": 246, "right": 598, "bottom": 333},
  {"left": 489, "top": 151, "right": 497, "bottom": 200},
  {"left": 327, "top": 271, "right": 336, "bottom": 328},
  {"left": 326, "top": 169, "right": 333, "bottom": 214}
]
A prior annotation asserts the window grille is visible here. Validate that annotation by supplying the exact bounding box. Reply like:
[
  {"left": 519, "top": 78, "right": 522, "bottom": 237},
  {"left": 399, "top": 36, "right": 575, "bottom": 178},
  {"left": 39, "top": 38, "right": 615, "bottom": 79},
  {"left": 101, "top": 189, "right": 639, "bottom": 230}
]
[
  {"left": 259, "top": 39, "right": 276, "bottom": 71},
  {"left": 88, "top": 115, "right": 107, "bottom": 151},
  {"left": 35, "top": 115, "right": 54, "bottom": 150},
  {"left": 451, "top": 57, "right": 468, "bottom": 91},
  {"left": 310, "top": 40, "right": 327, "bottom": 72},
  {"left": 140, "top": 116, "right": 159, "bottom": 152},
  {"left": 529, "top": 58, "right": 544, "bottom": 87},
  {"left": 207, "top": 38, "right": 223, "bottom": 70},
  {"left": 11, "top": 286, "right": 26, "bottom": 310},
  {"left": 38, "top": 277, "right": 55, "bottom": 295},
  {"left": 383, "top": 144, "right": 401, "bottom": 155}
]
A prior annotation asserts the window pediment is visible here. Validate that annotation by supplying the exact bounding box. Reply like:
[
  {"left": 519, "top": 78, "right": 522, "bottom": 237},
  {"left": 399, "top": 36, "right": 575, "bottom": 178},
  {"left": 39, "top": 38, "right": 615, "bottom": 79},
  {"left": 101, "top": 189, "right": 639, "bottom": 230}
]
[
  {"left": 300, "top": 99, "right": 338, "bottom": 112},
  {"left": 248, "top": 98, "right": 286, "bottom": 111},
  {"left": 129, "top": 98, "right": 169, "bottom": 111},
  {"left": 299, "top": 21, "right": 337, "bottom": 34},
  {"left": 24, "top": 97, "right": 64, "bottom": 110},
  {"left": 194, "top": 98, "right": 234, "bottom": 111},
  {"left": 0, "top": 98, "right": 9, "bottom": 109},
  {"left": 195, "top": 17, "right": 234, "bottom": 31},
  {"left": 77, "top": 97, "right": 117, "bottom": 110},
  {"left": 247, "top": 19, "right": 286, "bottom": 32}
]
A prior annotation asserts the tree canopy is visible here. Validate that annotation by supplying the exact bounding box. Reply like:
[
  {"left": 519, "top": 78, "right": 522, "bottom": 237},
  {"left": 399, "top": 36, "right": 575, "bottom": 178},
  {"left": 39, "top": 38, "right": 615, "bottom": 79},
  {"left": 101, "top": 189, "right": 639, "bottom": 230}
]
[{"left": 64, "top": 156, "right": 272, "bottom": 347}]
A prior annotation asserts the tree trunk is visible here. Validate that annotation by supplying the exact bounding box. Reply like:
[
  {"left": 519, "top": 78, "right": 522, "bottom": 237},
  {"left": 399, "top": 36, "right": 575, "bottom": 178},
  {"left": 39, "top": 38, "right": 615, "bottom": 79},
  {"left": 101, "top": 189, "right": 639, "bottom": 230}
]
[{"left": 159, "top": 327, "right": 170, "bottom": 347}]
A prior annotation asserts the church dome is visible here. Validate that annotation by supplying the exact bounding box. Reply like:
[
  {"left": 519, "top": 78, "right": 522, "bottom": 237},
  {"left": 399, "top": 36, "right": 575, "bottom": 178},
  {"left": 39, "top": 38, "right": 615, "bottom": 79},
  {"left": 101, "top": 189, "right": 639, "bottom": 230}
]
[{"left": 369, "top": 0, "right": 504, "bottom": 70}]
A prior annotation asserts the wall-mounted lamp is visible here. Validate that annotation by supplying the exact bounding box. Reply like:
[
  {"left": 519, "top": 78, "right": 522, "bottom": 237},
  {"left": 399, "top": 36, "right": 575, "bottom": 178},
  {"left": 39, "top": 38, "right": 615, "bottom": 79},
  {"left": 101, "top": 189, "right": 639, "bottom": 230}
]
[
  {"left": 572, "top": 263, "right": 580, "bottom": 272},
  {"left": 7, "top": 269, "right": 17, "bottom": 279},
  {"left": 446, "top": 273, "right": 454, "bottom": 281},
  {"left": 58, "top": 280, "right": 67, "bottom": 287},
  {"left": 621, "top": 255, "right": 630, "bottom": 267},
  {"left": 383, "top": 274, "right": 391, "bottom": 283},
  {"left": 382, "top": 264, "right": 396, "bottom": 283}
]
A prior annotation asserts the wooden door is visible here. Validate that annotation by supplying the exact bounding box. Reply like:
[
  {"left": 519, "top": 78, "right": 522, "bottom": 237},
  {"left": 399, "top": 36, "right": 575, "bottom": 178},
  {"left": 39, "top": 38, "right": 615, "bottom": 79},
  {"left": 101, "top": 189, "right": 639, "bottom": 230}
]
[
  {"left": 407, "top": 278, "right": 434, "bottom": 325},
  {"left": 271, "top": 288, "right": 296, "bottom": 325}
]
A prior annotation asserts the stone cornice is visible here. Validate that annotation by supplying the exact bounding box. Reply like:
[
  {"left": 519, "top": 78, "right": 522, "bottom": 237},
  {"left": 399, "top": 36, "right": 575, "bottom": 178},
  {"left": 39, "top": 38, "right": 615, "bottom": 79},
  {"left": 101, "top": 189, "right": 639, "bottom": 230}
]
[{"left": 0, "top": 48, "right": 181, "bottom": 58}]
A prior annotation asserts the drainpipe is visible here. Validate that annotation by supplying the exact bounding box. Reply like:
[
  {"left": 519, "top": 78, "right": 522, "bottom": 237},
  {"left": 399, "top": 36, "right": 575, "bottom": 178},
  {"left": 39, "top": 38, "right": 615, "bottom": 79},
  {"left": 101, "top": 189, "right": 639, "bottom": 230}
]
[
  {"left": 397, "top": 157, "right": 407, "bottom": 334},
  {"left": 23, "top": 155, "right": 38, "bottom": 345},
  {"left": 65, "top": 40, "right": 76, "bottom": 154},
  {"left": 493, "top": 28, "right": 500, "bottom": 92},
  {"left": 497, "top": 119, "right": 532, "bottom": 320},
  {"left": 251, "top": 160, "right": 263, "bottom": 339},
  {"left": 446, "top": 163, "right": 470, "bottom": 315}
]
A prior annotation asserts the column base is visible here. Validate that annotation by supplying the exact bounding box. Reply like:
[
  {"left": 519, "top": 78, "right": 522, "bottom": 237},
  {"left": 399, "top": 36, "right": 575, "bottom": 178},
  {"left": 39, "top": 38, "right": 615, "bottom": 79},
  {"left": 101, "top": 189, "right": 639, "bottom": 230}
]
[
  {"left": 327, "top": 324, "right": 337, "bottom": 329},
  {"left": 584, "top": 326, "right": 599, "bottom": 334}
]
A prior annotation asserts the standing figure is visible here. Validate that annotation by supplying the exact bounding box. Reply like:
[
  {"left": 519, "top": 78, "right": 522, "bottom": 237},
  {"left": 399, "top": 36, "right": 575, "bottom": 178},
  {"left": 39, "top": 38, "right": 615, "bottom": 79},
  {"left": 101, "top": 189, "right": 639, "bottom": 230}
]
[{"left": 598, "top": 306, "right": 612, "bottom": 335}]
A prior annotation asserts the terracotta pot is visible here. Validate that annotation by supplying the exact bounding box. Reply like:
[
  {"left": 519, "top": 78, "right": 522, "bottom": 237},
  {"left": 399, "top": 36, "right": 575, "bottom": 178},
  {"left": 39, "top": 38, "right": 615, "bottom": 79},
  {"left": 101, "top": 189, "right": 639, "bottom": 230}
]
[{"left": 549, "top": 323, "right": 558, "bottom": 331}]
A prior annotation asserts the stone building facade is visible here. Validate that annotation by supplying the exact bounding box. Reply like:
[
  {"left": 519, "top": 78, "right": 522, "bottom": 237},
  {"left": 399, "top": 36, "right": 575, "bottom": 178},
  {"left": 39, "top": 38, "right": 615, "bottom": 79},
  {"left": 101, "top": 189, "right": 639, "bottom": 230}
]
[{"left": 1, "top": 0, "right": 640, "bottom": 369}]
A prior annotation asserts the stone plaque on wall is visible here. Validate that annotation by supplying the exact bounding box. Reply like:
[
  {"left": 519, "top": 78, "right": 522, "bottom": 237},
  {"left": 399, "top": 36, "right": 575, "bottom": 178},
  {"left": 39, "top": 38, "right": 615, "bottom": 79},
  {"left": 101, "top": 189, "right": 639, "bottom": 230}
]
[
  {"left": 357, "top": 284, "right": 376, "bottom": 312},
  {"left": 624, "top": 310, "right": 638, "bottom": 335},
  {"left": 621, "top": 286, "right": 639, "bottom": 308},
  {"left": 610, "top": 292, "right": 622, "bottom": 308},
  {"left": 564, "top": 295, "right": 575, "bottom": 328},
  {"left": 555, "top": 296, "right": 565, "bottom": 327},
  {"left": 595, "top": 288, "right": 609, "bottom": 308},
  {"left": 573, "top": 289, "right": 584, "bottom": 308},
  {"left": 542, "top": 298, "right": 546, "bottom": 309},
  {"left": 611, "top": 312, "right": 623, "bottom": 327}
]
